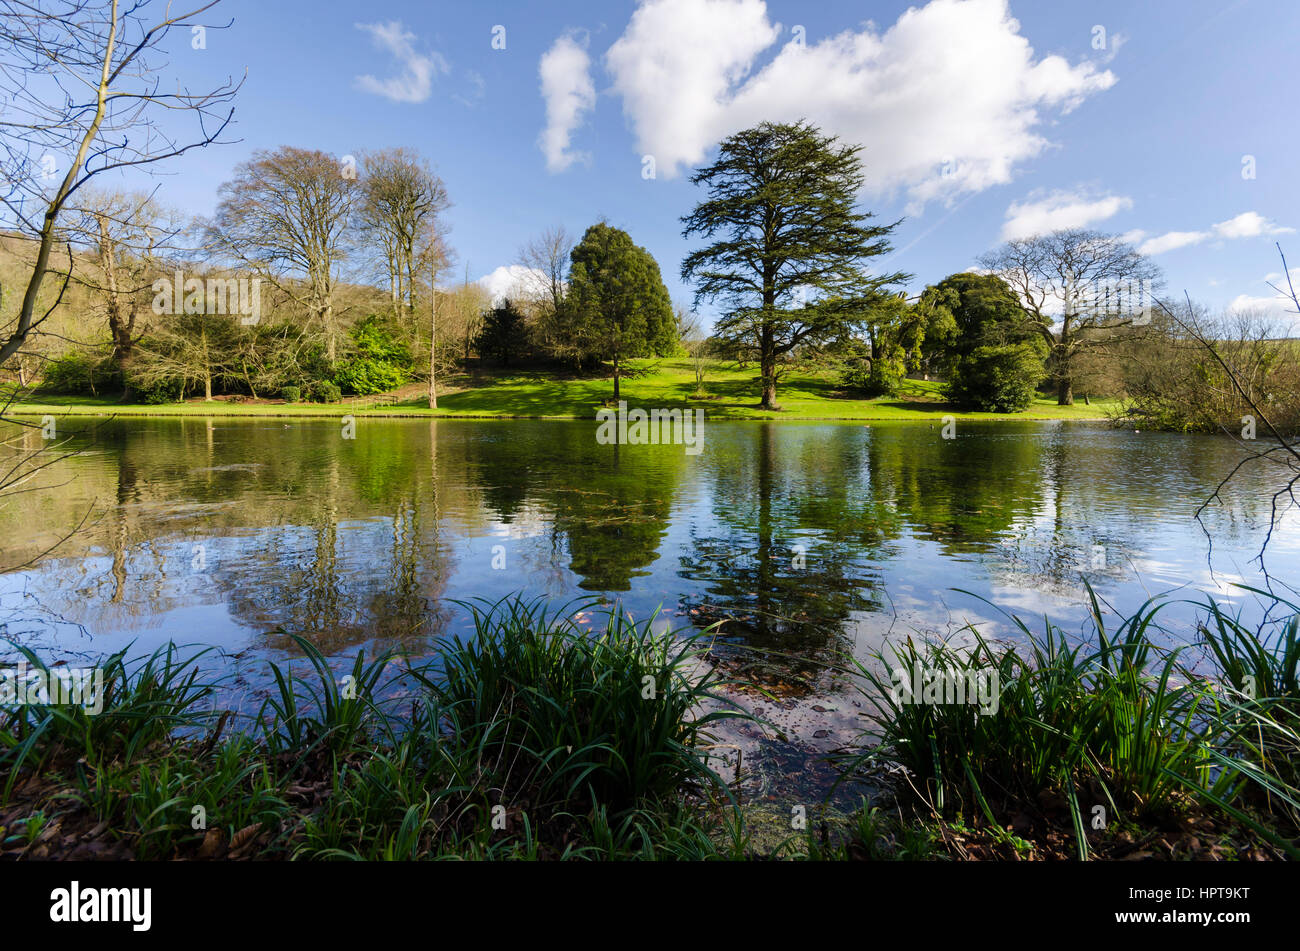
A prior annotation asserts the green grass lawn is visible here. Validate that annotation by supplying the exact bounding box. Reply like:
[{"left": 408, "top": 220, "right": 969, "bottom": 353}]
[{"left": 7, "top": 358, "right": 1118, "bottom": 421}]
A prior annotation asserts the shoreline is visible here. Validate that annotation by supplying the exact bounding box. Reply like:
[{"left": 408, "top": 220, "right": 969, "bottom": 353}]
[{"left": 4, "top": 402, "right": 1115, "bottom": 423}]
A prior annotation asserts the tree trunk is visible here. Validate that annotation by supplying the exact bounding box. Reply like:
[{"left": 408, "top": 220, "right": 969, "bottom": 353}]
[
  {"left": 325, "top": 316, "right": 336, "bottom": 363},
  {"left": 390, "top": 261, "right": 400, "bottom": 319},
  {"left": 1055, "top": 320, "right": 1073, "bottom": 405},
  {"left": 612, "top": 352, "right": 620, "bottom": 402},
  {"left": 428, "top": 279, "right": 438, "bottom": 410},
  {"left": 406, "top": 246, "right": 416, "bottom": 319},
  {"left": 758, "top": 313, "right": 779, "bottom": 410},
  {"left": 1057, "top": 376, "right": 1073, "bottom": 406},
  {"left": 760, "top": 367, "right": 777, "bottom": 410}
]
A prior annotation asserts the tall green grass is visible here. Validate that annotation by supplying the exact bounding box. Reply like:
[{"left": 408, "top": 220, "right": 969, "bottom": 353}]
[
  {"left": 424, "top": 597, "right": 744, "bottom": 810},
  {"left": 842, "top": 584, "right": 1300, "bottom": 859},
  {"left": 1, "top": 598, "right": 751, "bottom": 860},
  {"left": 7, "top": 588, "right": 1297, "bottom": 861}
]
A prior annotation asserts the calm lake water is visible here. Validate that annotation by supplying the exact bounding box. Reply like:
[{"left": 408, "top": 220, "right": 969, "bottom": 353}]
[{"left": 1, "top": 416, "right": 1295, "bottom": 799}]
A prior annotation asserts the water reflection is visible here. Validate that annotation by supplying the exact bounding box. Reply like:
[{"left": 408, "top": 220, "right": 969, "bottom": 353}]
[{"left": 0, "top": 417, "right": 1294, "bottom": 674}]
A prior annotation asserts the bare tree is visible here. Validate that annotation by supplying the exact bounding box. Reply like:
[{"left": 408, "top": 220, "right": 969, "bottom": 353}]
[
  {"left": 675, "top": 303, "right": 710, "bottom": 395},
  {"left": 357, "top": 148, "right": 449, "bottom": 324},
  {"left": 0, "top": 0, "right": 240, "bottom": 367},
  {"left": 59, "top": 187, "right": 184, "bottom": 363},
  {"left": 1150, "top": 246, "right": 1300, "bottom": 574},
  {"left": 444, "top": 266, "right": 490, "bottom": 364},
  {"left": 518, "top": 226, "right": 574, "bottom": 361},
  {"left": 421, "top": 233, "right": 452, "bottom": 410},
  {"left": 980, "top": 230, "right": 1161, "bottom": 405},
  {"left": 519, "top": 225, "right": 572, "bottom": 315},
  {"left": 130, "top": 310, "right": 239, "bottom": 400},
  {"left": 207, "top": 147, "right": 355, "bottom": 363}
]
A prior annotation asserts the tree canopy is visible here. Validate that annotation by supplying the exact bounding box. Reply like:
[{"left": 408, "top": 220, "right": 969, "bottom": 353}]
[
  {"left": 566, "top": 221, "right": 675, "bottom": 400},
  {"left": 979, "top": 230, "right": 1161, "bottom": 405},
  {"left": 681, "top": 120, "right": 908, "bottom": 409}
]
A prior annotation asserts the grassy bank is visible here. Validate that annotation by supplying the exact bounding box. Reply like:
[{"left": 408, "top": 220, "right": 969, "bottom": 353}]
[
  {"left": 6, "top": 359, "right": 1117, "bottom": 421},
  {"left": 1, "top": 599, "right": 750, "bottom": 860},
  {"left": 836, "top": 586, "right": 1300, "bottom": 860},
  {"left": 3, "top": 591, "right": 1294, "bottom": 861}
]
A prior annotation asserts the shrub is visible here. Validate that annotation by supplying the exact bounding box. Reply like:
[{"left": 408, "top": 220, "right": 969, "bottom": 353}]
[
  {"left": 946, "top": 342, "right": 1045, "bottom": 412},
  {"left": 132, "top": 375, "right": 185, "bottom": 404},
  {"left": 333, "top": 316, "right": 412, "bottom": 395},
  {"left": 41, "top": 351, "right": 116, "bottom": 395},
  {"left": 310, "top": 381, "right": 341, "bottom": 403},
  {"left": 427, "top": 597, "right": 743, "bottom": 811},
  {"left": 280, "top": 385, "right": 300, "bottom": 403},
  {"left": 840, "top": 356, "right": 904, "bottom": 397}
]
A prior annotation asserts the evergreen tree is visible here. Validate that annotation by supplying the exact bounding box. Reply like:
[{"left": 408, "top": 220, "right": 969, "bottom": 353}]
[
  {"left": 567, "top": 222, "right": 675, "bottom": 401},
  {"left": 474, "top": 298, "right": 528, "bottom": 366},
  {"left": 681, "top": 120, "right": 908, "bottom": 409}
]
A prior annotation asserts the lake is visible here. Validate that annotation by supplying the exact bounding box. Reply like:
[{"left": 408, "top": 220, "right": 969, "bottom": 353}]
[{"left": 1, "top": 416, "right": 1294, "bottom": 800}]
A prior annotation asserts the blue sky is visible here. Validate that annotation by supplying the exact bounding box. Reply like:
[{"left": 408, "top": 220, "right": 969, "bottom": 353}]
[{"left": 138, "top": 0, "right": 1299, "bottom": 328}]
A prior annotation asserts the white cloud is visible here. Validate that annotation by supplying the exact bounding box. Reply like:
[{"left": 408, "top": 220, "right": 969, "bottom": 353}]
[
  {"left": 354, "top": 21, "right": 448, "bottom": 104},
  {"left": 1228, "top": 293, "right": 1300, "bottom": 334},
  {"left": 454, "top": 71, "right": 487, "bottom": 109},
  {"left": 1212, "top": 211, "right": 1295, "bottom": 240},
  {"left": 1229, "top": 267, "right": 1300, "bottom": 328},
  {"left": 1139, "top": 230, "right": 1209, "bottom": 256},
  {"left": 1098, "top": 31, "right": 1127, "bottom": 65},
  {"left": 1000, "top": 189, "right": 1132, "bottom": 241},
  {"left": 603, "top": 0, "right": 1115, "bottom": 207},
  {"left": 478, "top": 265, "right": 548, "bottom": 305},
  {"left": 605, "top": 0, "right": 779, "bottom": 179},
  {"left": 539, "top": 33, "right": 597, "bottom": 172},
  {"left": 1136, "top": 211, "right": 1295, "bottom": 256}
]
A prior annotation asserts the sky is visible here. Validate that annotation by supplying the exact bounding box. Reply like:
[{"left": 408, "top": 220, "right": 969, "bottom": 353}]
[{"left": 112, "top": 0, "right": 1300, "bottom": 329}]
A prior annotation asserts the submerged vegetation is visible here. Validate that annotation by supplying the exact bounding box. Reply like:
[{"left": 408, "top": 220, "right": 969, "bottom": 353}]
[{"left": 2, "top": 591, "right": 1298, "bottom": 861}]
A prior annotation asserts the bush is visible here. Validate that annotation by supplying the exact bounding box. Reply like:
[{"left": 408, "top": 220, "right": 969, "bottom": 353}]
[
  {"left": 840, "top": 356, "right": 904, "bottom": 397},
  {"left": 132, "top": 375, "right": 185, "bottom": 404},
  {"left": 946, "top": 343, "right": 1045, "bottom": 412},
  {"left": 280, "top": 385, "right": 300, "bottom": 403},
  {"left": 333, "top": 316, "right": 412, "bottom": 395},
  {"left": 41, "top": 351, "right": 116, "bottom": 395},
  {"left": 310, "top": 381, "right": 341, "bottom": 403}
]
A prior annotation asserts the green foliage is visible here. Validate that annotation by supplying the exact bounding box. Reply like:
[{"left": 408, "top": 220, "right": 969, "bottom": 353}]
[
  {"left": 567, "top": 222, "right": 676, "bottom": 393},
  {"left": 7, "top": 589, "right": 1298, "bottom": 860},
  {"left": 333, "top": 316, "right": 412, "bottom": 395},
  {"left": 917, "top": 273, "right": 1045, "bottom": 412},
  {"left": 844, "top": 587, "right": 1300, "bottom": 859},
  {"left": 838, "top": 340, "right": 905, "bottom": 397},
  {"left": 40, "top": 351, "right": 116, "bottom": 396},
  {"left": 474, "top": 298, "right": 529, "bottom": 366},
  {"left": 1, "top": 642, "right": 216, "bottom": 798},
  {"left": 917, "top": 273, "right": 1027, "bottom": 358},
  {"left": 425, "top": 597, "right": 744, "bottom": 810},
  {"left": 1, "top": 600, "right": 751, "bottom": 860},
  {"left": 681, "top": 120, "right": 908, "bottom": 407},
  {"left": 946, "top": 342, "right": 1046, "bottom": 412},
  {"left": 309, "top": 380, "right": 341, "bottom": 403},
  {"left": 132, "top": 374, "right": 185, "bottom": 404},
  {"left": 280, "top": 385, "right": 300, "bottom": 403},
  {"left": 837, "top": 293, "right": 919, "bottom": 397}
]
